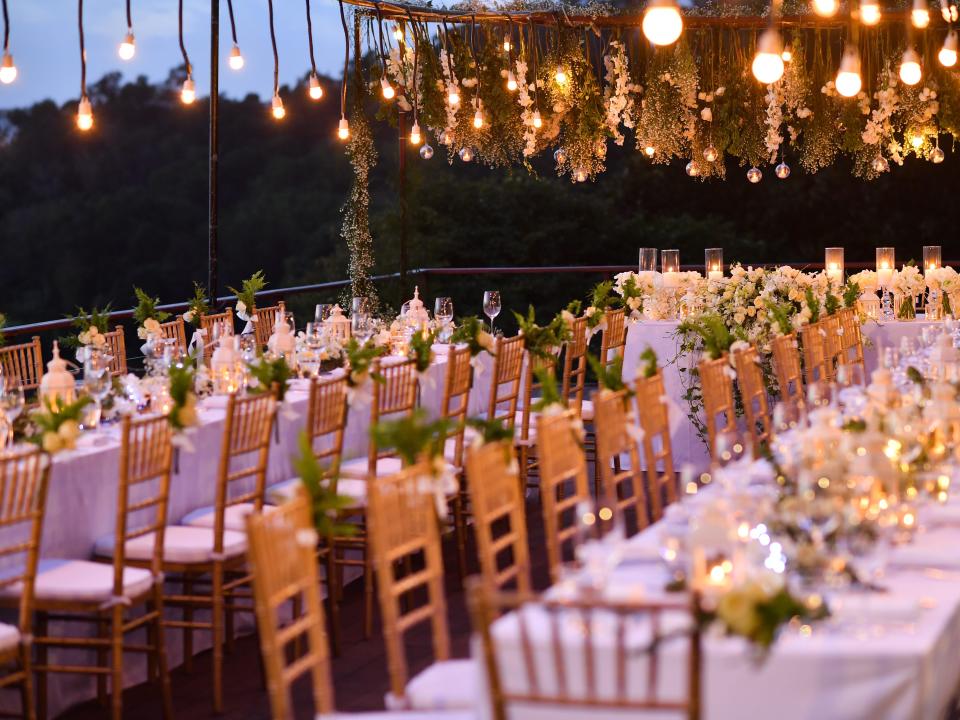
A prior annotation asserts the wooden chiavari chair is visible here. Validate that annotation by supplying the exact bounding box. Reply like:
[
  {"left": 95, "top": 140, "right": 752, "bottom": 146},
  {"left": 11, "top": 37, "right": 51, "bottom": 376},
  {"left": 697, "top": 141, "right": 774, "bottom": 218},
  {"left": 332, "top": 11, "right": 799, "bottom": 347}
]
[
  {"left": 465, "top": 440, "right": 531, "bottom": 594},
  {"left": 515, "top": 351, "right": 557, "bottom": 488},
  {"left": 634, "top": 371, "right": 678, "bottom": 523},
  {"left": 467, "top": 579, "right": 702, "bottom": 720},
  {"left": 439, "top": 345, "right": 473, "bottom": 578},
  {"left": 771, "top": 333, "right": 804, "bottom": 412},
  {"left": 0, "top": 336, "right": 43, "bottom": 392},
  {"left": 733, "top": 346, "right": 772, "bottom": 457},
  {"left": 367, "top": 461, "right": 475, "bottom": 711},
  {"left": 599, "top": 308, "right": 627, "bottom": 371},
  {"left": 821, "top": 313, "right": 844, "bottom": 380},
  {"left": 31, "top": 417, "right": 172, "bottom": 720},
  {"left": 483, "top": 334, "right": 526, "bottom": 431},
  {"left": 0, "top": 448, "right": 50, "bottom": 720},
  {"left": 560, "top": 316, "right": 589, "bottom": 418},
  {"left": 199, "top": 308, "right": 234, "bottom": 364},
  {"left": 593, "top": 388, "right": 650, "bottom": 535},
  {"left": 535, "top": 412, "right": 590, "bottom": 583},
  {"left": 102, "top": 325, "right": 128, "bottom": 377},
  {"left": 112, "top": 391, "right": 276, "bottom": 713},
  {"left": 254, "top": 301, "right": 286, "bottom": 350},
  {"left": 799, "top": 321, "right": 829, "bottom": 386},
  {"left": 158, "top": 316, "right": 187, "bottom": 355},
  {"left": 698, "top": 355, "right": 736, "bottom": 459},
  {"left": 837, "top": 306, "right": 866, "bottom": 380}
]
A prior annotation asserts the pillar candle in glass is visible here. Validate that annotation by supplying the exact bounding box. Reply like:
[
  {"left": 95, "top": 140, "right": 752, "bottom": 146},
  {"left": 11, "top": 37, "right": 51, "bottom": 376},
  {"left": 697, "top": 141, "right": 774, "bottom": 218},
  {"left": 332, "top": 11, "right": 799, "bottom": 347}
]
[
  {"left": 662, "top": 249, "right": 680, "bottom": 288},
  {"left": 825, "top": 247, "right": 845, "bottom": 284},
  {"left": 923, "top": 246, "right": 942, "bottom": 273},
  {"left": 639, "top": 247, "right": 658, "bottom": 281},
  {"left": 876, "top": 247, "right": 895, "bottom": 288},
  {"left": 705, "top": 248, "right": 724, "bottom": 281}
]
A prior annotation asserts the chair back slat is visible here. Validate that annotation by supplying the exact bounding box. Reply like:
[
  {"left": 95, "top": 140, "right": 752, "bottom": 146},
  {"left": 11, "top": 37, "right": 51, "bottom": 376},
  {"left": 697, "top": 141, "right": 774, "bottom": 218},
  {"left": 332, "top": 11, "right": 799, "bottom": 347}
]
[
  {"left": 771, "top": 333, "right": 804, "bottom": 411},
  {"left": 254, "top": 301, "right": 286, "bottom": 350},
  {"left": 306, "top": 376, "right": 348, "bottom": 489},
  {"left": 440, "top": 345, "right": 473, "bottom": 469},
  {"left": 367, "top": 461, "right": 449, "bottom": 703},
  {"left": 837, "top": 307, "right": 866, "bottom": 379},
  {"left": 535, "top": 412, "right": 590, "bottom": 582},
  {"left": 465, "top": 440, "right": 530, "bottom": 593},
  {"left": 200, "top": 309, "right": 234, "bottom": 364},
  {"left": 0, "top": 336, "right": 44, "bottom": 391},
  {"left": 698, "top": 355, "right": 736, "bottom": 459},
  {"left": 518, "top": 352, "right": 557, "bottom": 447},
  {"left": 634, "top": 372, "right": 677, "bottom": 522},
  {"left": 103, "top": 326, "right": 128, "bottom": 377},
  {"left": 366, "top": 359, "right": 419, "bottom": 473},
  {"left": 821, "top": 314, "right": 844, "bottom": 380},
  {"left": 486, "top": 335, "right": 525, "bottom": 429},
  {"left": 560, "top": 317, "right": 588, "bottom": 416},
  {"left": 159, "top": 317, "right": 188, "bottom": 355},
  {"left": 733, "top": 346, "right": 771, "bottom": 457},
  {"left": 799, "top": 321, "right": 829, "bottom": 385},
  {"left": 600, "top": 309, "right": 627, "bottom": 370},
  {"left": 247, "top": 496, "right": 334, "bottom": 719},
  {"left": 592, "top": 388, "right": 649, "bottom": 533}
]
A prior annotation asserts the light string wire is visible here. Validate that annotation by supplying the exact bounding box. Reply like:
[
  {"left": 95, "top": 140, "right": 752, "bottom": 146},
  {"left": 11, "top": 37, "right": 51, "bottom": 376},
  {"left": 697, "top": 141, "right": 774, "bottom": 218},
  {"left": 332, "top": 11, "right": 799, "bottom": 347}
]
[
  {"left": 338, "top": 0, "right": 350, "bottom": 118},
  {"left": 178, "top": 0, "right": 191, "bottom": 76},
  {"left": 268, "top": 0, "right": 279, "bottom": 96},
  {"left": 469, "top": 14, "right": 481, "bottom": 110},
  {"left": 78, "top": 0, "right": 86, "bottom": 97},
  {"left": 374, "top": 2, "right": 390, "bottom": 82},
  {"left": 305, "top": 0, "right": 318, "bottom": 75},
  {"left": 405, "top": 8, "right": 419, "bottom": 124},
  {"left": 506, "top": 15, "right": 515, "bottom": 79},
  {"left": 226, "top": 0, "right": 239, "bottom": 45},
  {"left": 3, "top": 0, "right": 10, "bottom": 53},
  {"left": 125, "top": 0, "right": 132, "bottom": 32},
  {"left": 528, "top": 16, "right": 539, "bottom": 114}
]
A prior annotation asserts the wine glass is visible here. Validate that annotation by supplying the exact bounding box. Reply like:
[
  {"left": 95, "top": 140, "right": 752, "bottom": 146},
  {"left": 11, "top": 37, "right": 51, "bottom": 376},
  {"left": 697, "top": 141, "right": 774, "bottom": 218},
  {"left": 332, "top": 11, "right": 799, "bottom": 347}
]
[
  {"left": 352, "top": 297, "right": 369, "bottom": 316},
  {"left": 84, "top": 350, "right": 112, "bottom": 404},
  {"left": 314, "top": 303, "right": 332, "bottom": 324},
  {"left": 434, "top": 297, "right": 454, "bottom": 341},
  {"left": 352, "top": 312, "right": 373, "bottom": 344},
  {"left": 0, "top": 378, "right": 24, "bottom": 448},
  {"left": 283, "top": 311, "right": 296, "bottom": 334},
  {"left": 483, "top": 290, "right": 501, "bottom": 335}
]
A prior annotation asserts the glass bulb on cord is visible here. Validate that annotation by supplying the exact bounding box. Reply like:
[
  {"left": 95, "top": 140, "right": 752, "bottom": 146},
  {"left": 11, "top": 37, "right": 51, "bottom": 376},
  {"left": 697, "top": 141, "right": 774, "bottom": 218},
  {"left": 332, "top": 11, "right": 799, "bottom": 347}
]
[
  {"left": 574, "top": 168, "right": 587, "bottom": 183},
  {"left": 703, "top": 144, "right": 718, "bottom": 162},
  {"left": 940, "top": 31, "right": 958, "bottom": 68},
  {"left": 393, "top": 25, "right": 404, "bottom": 42},
  {"left": 554, "top": 67, "right": 568, "bottom": 85},
  {"left": 812, "top": 0, "right": 838, "bottom": 17},
  {"left": 308, "top": 73, "right": 323, "bottom": 100},
  {"left": 899, "top": 48, "right": 922, "bottom": 86},
  {"left": 380, "top": 76, "right": 395, "bottom": 100},
  {"left": 447, "top": 89, "right": 460, "bottom": 106},
  {"left": 503, "top": 38, "right": 512, "bottom": 52},
  {"left": 872, "top": 155, "right": 889, "bottom": 172},
  {"left": 409, "top": 121, "right": 422, "bottom": 145},
  {"left": 932, "top": 146, "right": 945, "bottom": 163},
  {"left": 229, "top": 45, "right": 245, "bottom": 71},
  {"left": 910, "top": 133, "right": 924, "bottom": 149},
  {"left": 644, "top": 144, "right": 656, "bottom": 157},
  {"left": 554, "top": 147, "right": 567, "bottom": 164},
  {"left": 181, "top": 77, "right": 196, "bottom": 105},
  {"left": 77, "top": 97, "right": 94, "bottom": 132},
  {"left": 752, "top": 29, "right": 785, "bottom": 84},
  {"left": 642, "top": 0, "right": 683, "bottom": 46},
  {"left": 420, "top": 144, "right": 434, "bottom": 160},
  {"left": 338, "top": 116, "right": 350, "bottom": 141},
  {"left": 747, "top": 166, "right": 763, "bottom": 183},
  {"left": 911, "top": 0, "right": 931, "bottom": 27},
  {"left": 118, "top": 32, "right": 136, "bottom": 61},
  {"left": 506, "top": 72, "right": 518, "bottom": 92},
  {"left": 835, "top": 45, "right": 862, "bottom": 98},
  {"left": 859, "top": 0, "right": 881, "bottom": 25},
  {"left": 0, "top": 53, "right": 16, "bottom": 85},
  {"left": 532, "top": 111, "right": 543, "bottom": 129},
  {"left": 685, "top": 161, "right": 700, "bottom": 177},
  {"left": 459, "top": 146, "right": 474, "bottom": 162},
  {"left": 439, "top": 130, "right": 453, "bottom": 145},
  {"left": 781, "top": 48, "right": 793, "bottom": 62},
  {"left": 271, "top": 94, "right": 285, "bottom": 120},
  {"left": 473, "top": 109, "right": 484, "bottom": 129},
  {"left": 775, "top": 161, "right": 791, "bottom": 179}
]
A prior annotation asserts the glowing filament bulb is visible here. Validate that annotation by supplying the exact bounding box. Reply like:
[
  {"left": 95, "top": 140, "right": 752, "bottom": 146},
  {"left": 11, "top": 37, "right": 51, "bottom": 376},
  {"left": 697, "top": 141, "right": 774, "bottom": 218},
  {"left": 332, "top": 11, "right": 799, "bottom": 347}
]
[
  {"left": 752, "top": 29, "right": 785, "bottom": 84},
  {"left": 308, "top": 73, "right": 323, "bottom": 100},
  {"left": 911, "top": 0, "right": 931, "bottom": 27},
  {"left": 447, "top": 89, "right": 460, "bottom": 106},
  {"left": 271, "top": 94, "right": 285, "bottom": 120},
  {"left": 940, "top": 31, "right": 958, "bottom": 67},
  {"left": 503, "top": 38, "right": 512, "bottom": 52},
  {"left": 910, "top": 133, "right": 924, "bottom": 149},
  {"left": 835, "top": 45, "right": 862, "bottom": 98},
  {"left": 380, "top": 76, "right": 395, "bottom": 100},
  {"left": 644, "top": 144, "right": 656, "bottom": 157},
  {"left": 812, "top": 0, "right": 838, "bottom": 16},
  {"left": 554, "top": 67, "right": 568, "bottom": 85},
  {"left": 393, "top": 24, "right": 404, "bottom": 42},
  {"left": 532, "top": 110, "right": 543, "bottom": 129},
  {"left": 473, "top": 109, "right": 484, "bottom": 129},
  {"left": 899, "top": 48, "right": 922, "bottom": 86},
  {"left": 642, "top": 0, "right": 683, "bottom": 46},
  {"left": 0, "top": 52, "right": 16, "bottom": 85},
  {"left": 859, "top": 0, "right": 881, "bottom": 25},
  {"left": 506, "top": 72, "right": 518, "bottom": 92},
  {"left": 118, "top": 32, "right": 136, "bottom": 61},
  {"left": 77, "top": 97, "right": 94, "bottom": 132},
  {"left": 181, "top": 77, "right": 196, "bottom": 105},
  {"left": 410, "top": 121, "right": 422, "bottom": 145},
  {"left": 229, "top": 45, "right": 245, "bottom": 70},
  {"left": 338, "top": 116, "right": 350, "bottom": 140}
]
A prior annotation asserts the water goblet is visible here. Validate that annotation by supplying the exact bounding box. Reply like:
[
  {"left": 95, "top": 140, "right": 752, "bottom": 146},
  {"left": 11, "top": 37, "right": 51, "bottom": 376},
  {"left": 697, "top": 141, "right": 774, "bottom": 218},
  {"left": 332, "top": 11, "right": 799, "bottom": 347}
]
[
  {"left": 314, "top": 303, "right": 332, "bottom": 324},
  {"left": 0, "top": 379, "right": 24, "bottom": 447},
  {"left": 482, "top": 290, "right": 501, "bottom": 335}
]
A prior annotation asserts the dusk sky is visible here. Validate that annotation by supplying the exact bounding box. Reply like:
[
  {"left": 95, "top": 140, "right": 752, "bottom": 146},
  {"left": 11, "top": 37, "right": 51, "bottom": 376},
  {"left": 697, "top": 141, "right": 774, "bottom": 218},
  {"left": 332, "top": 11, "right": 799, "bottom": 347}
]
[{"left": 0, "top": 0, "right": 354, "bottom": 110}]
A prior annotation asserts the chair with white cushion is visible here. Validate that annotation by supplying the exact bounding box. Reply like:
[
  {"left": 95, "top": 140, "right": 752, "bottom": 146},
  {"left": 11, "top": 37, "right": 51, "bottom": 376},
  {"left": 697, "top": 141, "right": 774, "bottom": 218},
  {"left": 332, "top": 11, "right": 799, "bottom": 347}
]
[
  {"left": 102, "top": 325, "right": 128, "bottom": 377},
  {"left": 560, "top": 315, "right": 589, "bottom": 419},
  {"left": 247, "top": 495, "right": 473, "bottom": 720},
  {"left": 592, "top": 387, "right": 649, "bottom": 535},
  {"left": 0, "top": 447, "right": 50, "bottom": 720},
  {"left": 515, "top": 351, "right": 557, "bottom": 489},
  {"left": 634, "top": 370, "right": 678, "bottom": 523},
  {"left": 368, "top": 461, "right": 476, "bottom": 712},
  {"left": 199, "top": 308, "right": 234, "bottom": 364},
  {"left": 439, "top": 345, "right": 473, "bottom": 578},
  {"left": 30, "top": 416, "right": 172, "bottom": 720},
  {"left": 254, "top": 301, "right": 286, "bottom": 351}
]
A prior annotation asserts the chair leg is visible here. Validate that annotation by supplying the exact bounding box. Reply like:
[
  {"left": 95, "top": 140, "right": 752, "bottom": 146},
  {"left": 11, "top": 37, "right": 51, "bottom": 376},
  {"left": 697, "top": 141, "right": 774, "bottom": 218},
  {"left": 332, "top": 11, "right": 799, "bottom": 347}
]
[
  {"left": 182, "top": 573, "right": 194, "bottom": 673},
  {"left": 363, "top": 544, "right": 374, "bottom": 640},
  {"left": 96, "top": 616, "right": 108, "bottom": 704},
  {"left": 453, "top": 493, "right": 467, "bottom": 581},
  {"left": 20, "top": 643, "right": 35, "bottom": 720},
  {"left": 323, "top": 548, "right": 341, "bottom": 657},
  {"left": 35, "top": 613, "right": 47, "bottom": 720},
  {"left": 225, "top": 579, "right": 236, "bottom": 654},
  {"left": 153, "top": 588, "right": 174, "bottom": 720},
  {"left": 212, "top": 562, "right": 225, "bottom": 714},
  {"left": 110, "top": 605, "right": 124, "bottom": 720},
  {"left": 146, "top": 602, "right": 157, "bottom": 683}
]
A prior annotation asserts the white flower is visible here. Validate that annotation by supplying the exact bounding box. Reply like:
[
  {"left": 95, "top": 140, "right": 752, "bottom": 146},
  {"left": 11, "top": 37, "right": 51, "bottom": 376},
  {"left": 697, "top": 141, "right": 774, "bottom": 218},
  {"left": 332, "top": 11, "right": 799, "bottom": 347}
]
[
  {"left": 236, "top": 300, "right": 247, "bottom": 316},
  {"left": 144, "top": 318, "right": 161, "bottom": 334},
  {"left": 182, "top": 310, "right": 195, "bottom": 323},
  {"left": 700, "top": 107, "right": 713, "bottom": 122}
]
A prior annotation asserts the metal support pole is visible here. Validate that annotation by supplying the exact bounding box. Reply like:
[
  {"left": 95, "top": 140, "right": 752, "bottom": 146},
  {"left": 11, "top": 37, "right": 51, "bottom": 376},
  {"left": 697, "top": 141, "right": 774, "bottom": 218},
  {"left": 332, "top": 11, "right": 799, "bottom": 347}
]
[
  {"left": 208, "top": 0, "right": 220, "bottom": 305},
  {"left": 398, "top": 110, "right": 408, "bottom": 307}
]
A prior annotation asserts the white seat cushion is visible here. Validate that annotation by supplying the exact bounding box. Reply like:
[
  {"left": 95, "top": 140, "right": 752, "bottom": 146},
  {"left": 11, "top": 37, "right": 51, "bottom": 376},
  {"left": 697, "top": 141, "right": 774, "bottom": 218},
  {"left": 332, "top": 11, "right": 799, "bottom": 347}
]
[
  {"left": 267, "top": 477, "right": 302, "bottom": 505},
  {"left": 94, "top": 526, "right": 247, "bottom": 565},
  {"left": 318, "top": 713, "right": 474, "bottom": 720},
  {"left": 0, "top": 623, "right": 20, "bottom": 653},
  {"left": 514, "top": 411, "right": 539, "bottom": 446},
  {"left": 580, "top": 399, "right": 594, "bottom": 421},
  {"left": 442, "top": 437, "right": 465, "bottom": 468},
  {"left": 339, "top": 456, "right": 403, "bottom": 479},
  {"left": 402, "top": 659, "right": 477, "bottom": 711},
  {"left": 19, "top": 559, "right": 155, "bottom": 604},
  {"left": 181, "top": 502, "right": 278, "bottom": 531}
]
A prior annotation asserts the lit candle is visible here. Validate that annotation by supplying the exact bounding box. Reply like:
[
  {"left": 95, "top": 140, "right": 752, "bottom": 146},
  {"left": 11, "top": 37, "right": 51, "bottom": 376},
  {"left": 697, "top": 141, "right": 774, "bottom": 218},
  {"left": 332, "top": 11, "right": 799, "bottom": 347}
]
[
  {"left": 825, "top": 247, "right": 844, "bottom": 285},
  {"left": 923, "top": 246, "right": 942, "bottom": 273},
  {"left": 662, "top": 249, "right": 680, "bottom": 288},
  {"left": 705, "top": 248, "right": 724, "bottom": 281},
  {"left": 877, "top": 263, "right": 893, "bottom": 287},
  {"left": 876, "top": 247, "right": 895, "bottom": 288}
]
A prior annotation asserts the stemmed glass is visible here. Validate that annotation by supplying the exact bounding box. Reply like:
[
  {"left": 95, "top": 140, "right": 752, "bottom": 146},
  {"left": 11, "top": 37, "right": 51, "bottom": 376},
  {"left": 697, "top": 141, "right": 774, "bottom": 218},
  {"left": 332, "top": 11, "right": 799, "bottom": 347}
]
[
  {"left": 314, "top": 303, "right": 332, "bottom": 324},
  {"left": 0, "top": 377, "right": 25, "bottom": 448},
  {"left": 482, "top": 290, "right": 501, "bottom": 335},
  {"left": 434, "top": 297, "right": 454, "bottom": 341},
  {"left": 83, "top": 350, "right": 111, "bottom": 429},
  {"left": 352, "top": 310, "right": 373, "bottom": 344}
]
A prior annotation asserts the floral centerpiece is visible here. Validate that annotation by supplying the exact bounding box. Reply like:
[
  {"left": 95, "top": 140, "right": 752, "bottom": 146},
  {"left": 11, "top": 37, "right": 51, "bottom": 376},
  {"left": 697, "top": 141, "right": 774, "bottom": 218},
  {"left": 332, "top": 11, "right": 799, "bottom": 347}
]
[
  {"left": 61, "top": 305, "right": 112, "bottom": 363},
  {"left": 891, "top": 265, "right": 925, "bottom": 320},
  {"left": 167, "top": 363, "right": 199, "bottom": 433},
  {"left": 449, "top": 315, "right": 496, "bottom": 358},
  {"left": 133, "top": 287, "right": 170, "bottom": 352},
  {"left": 926, "top": 266, "right": 959, "bottom": 318},
  {"left": 181, "top": 282, "right": 210, "bottom": 326},
  {"left": 27, "top": 396, "right": 93, "bottom": 454}
]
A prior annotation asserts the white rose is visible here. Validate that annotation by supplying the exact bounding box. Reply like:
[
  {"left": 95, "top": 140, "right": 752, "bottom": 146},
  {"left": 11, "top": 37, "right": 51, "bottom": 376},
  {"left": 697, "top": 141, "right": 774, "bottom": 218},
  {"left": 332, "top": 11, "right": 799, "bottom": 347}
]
[
  {"left": 236, "top": 300, "right": 247, "bottom": 316},
  {"left": 144, "top": 318, "right": 161, "bottom": 334},
  {"left": 182, "top": 310, "right": 195, "bottom": 323}
]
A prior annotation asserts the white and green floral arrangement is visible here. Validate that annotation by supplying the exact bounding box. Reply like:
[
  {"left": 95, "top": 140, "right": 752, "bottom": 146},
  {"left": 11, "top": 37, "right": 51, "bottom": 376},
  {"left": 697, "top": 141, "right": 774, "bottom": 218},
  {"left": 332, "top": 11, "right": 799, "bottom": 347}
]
[
  {"left": 133, "top": 287, "right": 170, "bottom": 346},
  {"left": 891, "top": 264, "right": 926, "bottom": 320},
  {"left": 61, "top": 305, "right": 113, "bottom": 363},
  {"left": 181, "top": 282, "right": 210, "bottom": 326},
  {"left": 228, "top": 270, "right": 267, "bottom": 334}
]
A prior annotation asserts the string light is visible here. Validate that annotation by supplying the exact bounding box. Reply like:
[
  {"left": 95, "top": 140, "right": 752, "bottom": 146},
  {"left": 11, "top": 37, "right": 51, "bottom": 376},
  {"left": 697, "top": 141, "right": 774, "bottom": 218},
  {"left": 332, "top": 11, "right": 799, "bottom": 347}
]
[
  {"left": 775, "top": 161, "right": 791, "bottom": 178},
  {"left": 932, "top": 144, "right": 945, "bottom": 162},
  {"left": 338, "top": 116, "right": 350, "bottom": 140},
  {"left": 405, "top": 9, "right": 423, "bottom": 147},
  {"left": 337, "top": 0, "right": 350, "bottom": 140},
  {"left": 685, "top": 161, "right": 700, "bottom": 177},
  {"left": 532, "top": 110, "right": 542, "bottom": 128},
  {"left": 468, "top": 14, "right": 484, "bottom": 129},
  {"left": 642, "top": 0, "right": 683, "bottom": 46},
  {"left": 181, "top": 77, "right": 196, "bottom": 104},
  {"left": 503, "top": 37, "right": 511, "bottom": 52},
  {"left": 117, "top": 0, "right": 135, "bottom": 60},
  {"left": 940, "top": 30, "right": 958, "bottom": 67},
  {"left": 528, "top": 17, "right": 542, "bottom": 132},
  {"left": 859, "top": 0, "right": 881, "bottom": 25},
  {"left": 410, "top": 121, "right": 422, "bottom": 145},
  {"left": 76, "top": 0, "right": 92, "bottom": 131},
  {"left": 812, "top": 0, "right": 838, "bottom": 17},
  {"left": 504, "top": 18, "right": 517, "bottom": 92},
  {"left": 373, "top": 5, "right": 395, "bottom": 102},
  {"left": 506, "top": 71, "right": 518, "bottom": 91},
  {"left": 473, "top": 106, "right": 484, "bottom": 128},
  {"left": 703, "top": 144, "right": 718, "bottom": 162},
  {"left": 872, "top": 154, "right": 889, "bottom": 172},
  {"left": 447, "top": 88, "right": 460, "bottom": 106},
  {"left": 899, "top": 47, "right": 922, "bottom": 85},
  {"left": 266, "top": 0, "right": 284, "bottom": 120},
  {"left": 1, "top": 0, "right": 15, "bottom": 84},
  {"left": 226, "top": 0, "right": 243, "bottom": 70},
  {"left": 381, "top": 76, "right": 395, "bottom": 99},
  {"left": 835, "top": 43, "right": 863, "bottom": 97},
  {"left": 644, "top": 144, "right": 656, "bottom": 157},
  {"left": 419, "top": 144, "right": 434, "bottom": 159},
  {"left": 305, "top": 0, "right": 323, "bottom": 100},
  {"left": 911, "top": 0, "right": 931, "bottom": 27},
  {"left": 752, "top": 28, "right": 785, "bottom": 84},
  {"left": 781, "top": 48, "right": 793, "bottom": 62},
  {"left": 177, "top": 0, "right": 194, "bottom": 106},
  {"left": 271, "top": 94, "right": 285, "bottom": 119},
  {"left": 554, "top": 67, "right": 568, "bottom": 85},
  {"left": 459, "top": 146, "right": 474, "bottom": 162},
  {"left": 747, "top": 166, "right": 763, "bottom": 183},
  {"left": 393, "top": 23, "right": 404, "bottom": 43},
  {"left": 554, "top": 147, "right": 567, "bottom": 164}
]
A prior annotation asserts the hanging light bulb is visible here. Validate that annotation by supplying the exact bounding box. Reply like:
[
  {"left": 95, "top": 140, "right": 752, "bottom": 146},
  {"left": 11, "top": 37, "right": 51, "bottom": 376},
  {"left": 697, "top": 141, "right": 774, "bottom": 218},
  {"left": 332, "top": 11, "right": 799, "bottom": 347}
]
[
  {"left": 872, "top": 155, "right": 889, "bottom": 172},
  {"left": 812, "top": 0, "right": 839, "bottom": 17},
  {"left": 899, "top": 48, "right": 922, "bottom": 86},
  {"left": 747, "top": 166, "right": 763, "bottom": 183},
  {"left": 574, "top": 168, "right": 588, "bottom": 183},
  {"left": 420, "top": 144, "right": 434, "bottom": 159},
  {"left": 911, "top": 0, "right": 931, "bottom": 27},
  {"left": 752, "top": 29, "right": 785, "bottom": 84},
  {"left": 685, "top": 161, "right": 700, "bottom": 177},
  {"left": 775, "top": 161, "right": 791, "bottom": 179},
  {"left": 473, "top": 108, "right": 484, "bottom": 129},
  {"left": 932, "top": 145, "right": 945, "bottom": 163},
  {"left": 410, "top": 121, "right": 422, "bottom": 145},
  {"left": 644, "top": 144, "right": 656, "bottom": 157},
  {"left": 447, "top": 89, "right": 460, "bottom": 106},
  {"left": 781, "top": 48, "right": 793, "bottom": 62},
  {"left": 0, "top": 52, "right": 16, "bottom": 85},
  {"left": 181, "top": 76, "right": 196, "bottom": 105},
  {"left": 308, "top": 73, "right": 323, "bottom": 100},
  {"left": 532, "top": 111, "right": 543, "bottom": 129},
  {"left": 380, "top": 76, "right": 395, "bottom": 100},
  {"left": 439, "top": 130, "right": 453, "bottom": 145},
  {"left": 393, "top": 24, "right": 404, "bottom": 42},
  {"left": 835, "top": 44, "right": 863, "bottom": 98},
  {"left": 118, "top": 31, "right": 136, "bottom": 61},
  {"left": 229, "top": 44, "right": 245, "bottom": 70},
  {"left": 642, "top": 0, "right": 684, "bottom": 46},
  {"left": 338, "top": 116, "right": 350, "bottom": 140},
  {"left": 271, "top": 93, "right": 285, "bottom": 120},
  {"left": 940, "top": 31, "right": 958, "bottom": 67},
  {"left": 910, "top": 133, "right": 924, "bottom": 149},
  {"left": 77, "top": 97, "right": 94, "bottom": 132},
  {"left": 506, "top": 72, "right": 518, "bottom": 92},
  {"left": 554, "top": 147, "right": 567, "bottom": 164},
  {"left": 459, "top": 146, "right": 474, "bottom": 162},
  {"left": 554, "top": 67, "right": 568, "bottom": 85},
  {"left": 503, "top": 38, "right": 512, "bottom": 53},
  {"left": 859, "top": 0, "right": 881, "bottom": 25},
  {"left": 703, "top": 144, "right": 718, "bottom": 162}
]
